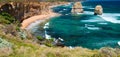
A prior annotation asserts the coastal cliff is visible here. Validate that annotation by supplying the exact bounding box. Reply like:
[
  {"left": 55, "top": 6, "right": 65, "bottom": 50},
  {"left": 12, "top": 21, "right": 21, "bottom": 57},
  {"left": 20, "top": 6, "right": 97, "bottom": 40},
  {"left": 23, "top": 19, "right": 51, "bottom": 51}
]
[
  {"left": 0, "top": 2, "right": 68, "bottom": 29},
  {"left": 0, "top": 2, "right": 68, "bottom": 22},
  {"left": 71, "top": 2, "right": 83, "bottom": 14}
]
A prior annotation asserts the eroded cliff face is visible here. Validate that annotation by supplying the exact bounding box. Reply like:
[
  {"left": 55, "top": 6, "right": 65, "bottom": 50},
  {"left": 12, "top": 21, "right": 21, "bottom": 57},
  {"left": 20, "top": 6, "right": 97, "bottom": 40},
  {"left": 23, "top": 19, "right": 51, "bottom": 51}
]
[
  {"left": 71, "top": 2, "right": 83, "bottom": 14},
  {"left": 0, "top": 2, "right": 29, "bottom": 22},
  {"left": 94, "top": 5, "right": 103, "bottom": 15},
  {"left": 0, "top": 2, "right": 68, "bottom": 22}
]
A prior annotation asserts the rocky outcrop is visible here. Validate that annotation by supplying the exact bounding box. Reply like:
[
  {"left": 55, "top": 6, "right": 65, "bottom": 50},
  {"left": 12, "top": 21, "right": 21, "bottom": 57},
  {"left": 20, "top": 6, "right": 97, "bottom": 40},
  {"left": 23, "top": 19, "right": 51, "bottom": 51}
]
[
  {"left": 0, "top": 2, "right": 26, "bottom": 22},
  {"left": 94, "top": 5, "right": 103, "bottom": 15},
  {"left": 0, "top": 2, "right": 68, "bottom": 22},
  {"left": 71, "top": 2, "right": 83, "bottom": 14}
]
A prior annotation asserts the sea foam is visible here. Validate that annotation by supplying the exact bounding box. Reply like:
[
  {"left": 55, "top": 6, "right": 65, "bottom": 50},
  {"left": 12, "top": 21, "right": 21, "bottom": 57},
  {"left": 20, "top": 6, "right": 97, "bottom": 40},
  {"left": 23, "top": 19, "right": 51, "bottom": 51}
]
[
  {"left": 87, "top": 27, "right": 100, "bottom": 30},
  {"left": 63, "top": 9, "right": 67, "bottom": 10},
  {"left": 44, "top": 22, "right": 52, "bottom": 39},
  {"left": 44, "top": 22, "right": 49, "bottom": 29},
  {"left": 100, "top": 15, "right": 120, "bottom": 24},
  {"left": 98, "top": 22, "right": 108, "bottom": 25},
  {"left": 118, "top": 41, "right": 120, "bottom": 46},
  {"left": 26, "top": 20, "right": 45, "bottom": 32},
  {"left": 45, "top": 31, "right": 51, "bottom": 39},
  {"left": 84, "top": 11, "right": 94, "bottom": 15}
]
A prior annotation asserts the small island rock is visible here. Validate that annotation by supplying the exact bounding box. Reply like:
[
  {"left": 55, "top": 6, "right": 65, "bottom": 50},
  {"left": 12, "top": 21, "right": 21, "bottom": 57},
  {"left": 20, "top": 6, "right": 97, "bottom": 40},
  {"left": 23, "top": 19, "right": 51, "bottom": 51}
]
[
  {"left": 94, "top": 5, "right": 103, "bottom": 15},
  {"left": 71, "top": 2, "right": 83, "bottom": 14}
]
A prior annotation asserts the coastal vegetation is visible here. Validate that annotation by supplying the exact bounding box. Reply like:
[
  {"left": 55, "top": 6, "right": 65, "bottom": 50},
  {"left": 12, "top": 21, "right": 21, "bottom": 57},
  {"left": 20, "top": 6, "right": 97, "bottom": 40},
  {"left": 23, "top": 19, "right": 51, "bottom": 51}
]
[
  {"left": 0, "top": 0, "right": 120, "bottom": 57},
  {"left": 0, "top": 12, "right": 15, "bottom": 24}
]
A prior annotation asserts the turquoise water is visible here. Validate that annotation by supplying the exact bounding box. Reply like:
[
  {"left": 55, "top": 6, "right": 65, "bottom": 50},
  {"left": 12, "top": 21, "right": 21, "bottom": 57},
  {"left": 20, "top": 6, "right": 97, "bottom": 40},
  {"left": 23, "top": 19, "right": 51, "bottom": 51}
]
[{"left": 34, "top": 1, "right": 120, "bottom": 49}]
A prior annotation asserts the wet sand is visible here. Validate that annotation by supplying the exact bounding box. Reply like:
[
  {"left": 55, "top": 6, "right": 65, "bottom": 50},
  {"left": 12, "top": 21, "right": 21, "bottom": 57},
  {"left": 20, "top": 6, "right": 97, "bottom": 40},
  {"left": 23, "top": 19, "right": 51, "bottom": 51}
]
[{"left": 21, "top": 12, "right": 59, "bottom": 29}]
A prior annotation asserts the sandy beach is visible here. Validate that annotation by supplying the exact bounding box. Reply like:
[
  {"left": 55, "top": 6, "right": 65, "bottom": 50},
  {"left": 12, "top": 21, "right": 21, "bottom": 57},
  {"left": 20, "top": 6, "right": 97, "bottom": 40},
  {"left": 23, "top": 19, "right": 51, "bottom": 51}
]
[
  {"left": 21, "top": 11, "right": 59, "bottom": 29},
  {"left": 20, "top": 2, "right": 68, "bottom": 29},
  {"left": 20, "top": 2, "right": 69, "bottom": 29}
]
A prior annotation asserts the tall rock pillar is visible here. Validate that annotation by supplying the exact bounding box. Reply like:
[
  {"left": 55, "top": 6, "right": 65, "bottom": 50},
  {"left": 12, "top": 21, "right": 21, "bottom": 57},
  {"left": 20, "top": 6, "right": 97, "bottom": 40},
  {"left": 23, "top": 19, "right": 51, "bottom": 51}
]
[
  {"left": 94, "top": 5, "right": 103, "bottom": 15},
  {"left": 71, "top": 2, "right": 83, "bottom": 14}
]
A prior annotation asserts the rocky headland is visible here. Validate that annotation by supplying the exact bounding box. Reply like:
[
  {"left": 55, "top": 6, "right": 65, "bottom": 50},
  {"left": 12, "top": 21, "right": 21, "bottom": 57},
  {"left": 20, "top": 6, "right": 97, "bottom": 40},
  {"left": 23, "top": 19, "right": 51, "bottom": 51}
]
[
  {"left": 21, "top": 2, "right": 68, "bottom": 29},
  {"left": 0, "top": 2, "right": 68, "bottom": 29}
]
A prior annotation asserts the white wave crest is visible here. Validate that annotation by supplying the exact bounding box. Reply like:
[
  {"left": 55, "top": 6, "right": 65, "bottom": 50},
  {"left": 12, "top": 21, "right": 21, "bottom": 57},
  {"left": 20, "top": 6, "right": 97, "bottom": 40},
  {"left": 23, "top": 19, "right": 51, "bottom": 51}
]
[
  {"left": 65, "top": 14, "right": 69, "bottom": 15},
  {"left": 81, "top": 19, "right": 103, "bottom": 22},
  {"left": 44, "top": 22, "right": 49, "bottom": 29},
  {"left": 45, "top": 31, "right": 51, "bottom": 39},
  {"left": 44, "top": 22, "right": 51, "bottom": 39},
  {"left": 63, "top": 9, "right": 67, "bottom": 10},
  {"left": 26, "top": 20, "right": 45, "bottom": 31},
  {"left": 87, "top": 27, "right": 100, "bottom": 30},
  {"left": 89, "top": 8, "right": 94, "bottom": 10},
  {"left": 100, "top": 15, "right": 120, "bottom": 23},
  {"left": 84, "top": 11, "right": 94, "bottom": 15},
  {"left": 85, "top": 24, "right": 100, "bottom": 30},
  {"left": 98, "top": 22, "right": 108, "bottom": 25},
  {"left": 77, "top": 13, "right": 83, "bottom": 15},
  {"left": 103, "top": 13, "right": 120, "bottom": 17},
  {"left": 95, "top": 41, "right": 117, "bottom": 46},
  {"left": 118, "top": 41, "right": 120, "bottom": 46}
]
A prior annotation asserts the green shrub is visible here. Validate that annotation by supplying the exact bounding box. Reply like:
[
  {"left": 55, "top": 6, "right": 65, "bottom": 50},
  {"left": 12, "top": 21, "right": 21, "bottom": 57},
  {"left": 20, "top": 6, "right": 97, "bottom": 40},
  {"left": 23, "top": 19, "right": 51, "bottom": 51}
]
[
  {"left": 0, "top": 12, "right": 15, "bottom": 24},
  {"left": 36, "top": 36, "right": 44, "bottom": 41},
  {"left": 0, "top": 15, "right": 10, "bottom": 24},
  {"left": 44, "top": 38, "right": 54, "bottom": 47},
  {"left": 45, "top": 42, "right": 54, "bottom": 47},
  {"left": 18, "top": 30, "right": 27, "bottom": 39},
  {"left": 0, "top": 37, "right": 12, "bottom": 48}
]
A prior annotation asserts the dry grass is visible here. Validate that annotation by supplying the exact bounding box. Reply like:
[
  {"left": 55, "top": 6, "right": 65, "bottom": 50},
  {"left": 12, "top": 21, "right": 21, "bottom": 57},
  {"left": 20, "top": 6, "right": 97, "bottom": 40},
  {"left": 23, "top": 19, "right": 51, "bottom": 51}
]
[
  {"left": 0, "top": 25, "right": 96, "bottom": 57},
  {"left": 0, "top": 47, "right": 13, "bottom": 57},
  {"left": 0, "top": 24, "right": 120, "bottom": 57}
]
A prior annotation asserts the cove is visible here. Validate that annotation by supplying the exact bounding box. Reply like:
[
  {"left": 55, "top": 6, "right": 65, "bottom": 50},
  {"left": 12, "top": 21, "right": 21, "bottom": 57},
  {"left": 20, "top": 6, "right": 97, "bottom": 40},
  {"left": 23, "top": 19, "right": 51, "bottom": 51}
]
[{"left": 33, "top": 1, "right": 120, "bottom": 49}]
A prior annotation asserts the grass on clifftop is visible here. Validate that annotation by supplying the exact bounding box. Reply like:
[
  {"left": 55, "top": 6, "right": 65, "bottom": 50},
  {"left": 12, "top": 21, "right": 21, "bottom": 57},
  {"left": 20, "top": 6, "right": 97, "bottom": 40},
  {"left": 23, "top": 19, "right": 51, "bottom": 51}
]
[
  {"left": 0, "top": 24, "right": 96, "bottom": 57},
  {"left": 0, "top": 24, "right": 120, "bottom": 57},
  {"left": 0, "top": 25, "right": 96, "bottom": 57}
]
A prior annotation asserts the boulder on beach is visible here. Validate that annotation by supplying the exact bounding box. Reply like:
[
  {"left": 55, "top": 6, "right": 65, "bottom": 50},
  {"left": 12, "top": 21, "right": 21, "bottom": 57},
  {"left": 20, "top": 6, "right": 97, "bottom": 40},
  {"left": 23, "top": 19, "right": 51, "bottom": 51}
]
[
  {"left": 94, "top": 5, "right": 103, "bottom": 15},
  {"left": 71, "top": 2, "right": 83, "bottom": 14}
]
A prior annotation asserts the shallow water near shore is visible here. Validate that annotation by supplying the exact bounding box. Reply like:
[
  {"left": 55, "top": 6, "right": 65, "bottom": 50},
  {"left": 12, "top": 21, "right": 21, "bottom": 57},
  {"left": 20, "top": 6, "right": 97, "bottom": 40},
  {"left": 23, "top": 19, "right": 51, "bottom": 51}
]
[{"left": 32, "top": 1, "right": 120, "bottom": 49}]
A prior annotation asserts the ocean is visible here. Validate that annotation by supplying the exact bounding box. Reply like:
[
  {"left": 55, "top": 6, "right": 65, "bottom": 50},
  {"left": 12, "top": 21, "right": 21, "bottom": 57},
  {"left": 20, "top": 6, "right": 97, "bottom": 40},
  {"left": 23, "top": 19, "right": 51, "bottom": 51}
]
[{"left": 33, "top": 1, "right": 120, "bottom": 49}]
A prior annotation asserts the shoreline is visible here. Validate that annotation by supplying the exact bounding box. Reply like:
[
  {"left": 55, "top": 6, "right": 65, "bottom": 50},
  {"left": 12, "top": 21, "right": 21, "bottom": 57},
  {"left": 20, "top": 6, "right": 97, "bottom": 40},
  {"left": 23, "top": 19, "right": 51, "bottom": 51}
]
[
  {"left": 21, "top": 3, "right": 69, "bottom": 30},
  {"left": 21, "top": 11, "right": 60, "bottom": 29}
]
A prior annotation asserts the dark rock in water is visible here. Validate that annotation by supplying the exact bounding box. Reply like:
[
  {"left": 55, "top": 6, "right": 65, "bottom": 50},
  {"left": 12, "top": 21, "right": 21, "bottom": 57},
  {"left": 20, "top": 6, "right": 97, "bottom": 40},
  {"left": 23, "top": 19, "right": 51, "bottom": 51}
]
[
  {"left": 71, "top": 2, "right": 83, "bottom": 14},
  {"left": 94, "top": 5, "right": 103, "bottom": 15},
  {"left": 53, "top": 38, "right": 64, "bottom": 47}
]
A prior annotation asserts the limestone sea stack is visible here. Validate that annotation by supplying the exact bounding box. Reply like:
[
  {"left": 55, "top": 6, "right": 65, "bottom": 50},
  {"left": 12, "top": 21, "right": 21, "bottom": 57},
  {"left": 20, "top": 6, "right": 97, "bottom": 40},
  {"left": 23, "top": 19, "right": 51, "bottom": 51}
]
[
  {"left": 94, "top": 5, "right": 103, "bottom": 15},
  {"left": 71, "top": 2, "right": 83, "bottom": 14}
]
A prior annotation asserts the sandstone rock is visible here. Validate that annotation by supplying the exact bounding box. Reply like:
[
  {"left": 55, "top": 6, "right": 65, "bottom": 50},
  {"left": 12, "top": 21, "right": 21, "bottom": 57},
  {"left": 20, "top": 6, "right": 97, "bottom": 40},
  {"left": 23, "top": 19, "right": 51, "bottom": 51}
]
[
  {"left": 94, "top": 5, "right": 103, "bottom": 15},
  {"left": 0, "top": 2, "right": 68, "bottom": 22},
  {"left": 71, "top": 2, "right": 83, "bottom": 14}
]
